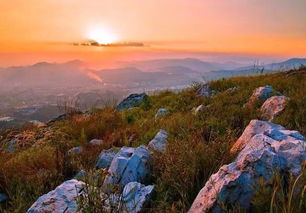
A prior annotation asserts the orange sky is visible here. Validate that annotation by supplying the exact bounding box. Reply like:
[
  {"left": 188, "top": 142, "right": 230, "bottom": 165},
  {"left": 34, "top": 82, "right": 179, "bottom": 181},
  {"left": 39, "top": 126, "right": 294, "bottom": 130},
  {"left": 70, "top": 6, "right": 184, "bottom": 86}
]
[{"left": 1, "top": 0, "right": 306, "bottom": 67}]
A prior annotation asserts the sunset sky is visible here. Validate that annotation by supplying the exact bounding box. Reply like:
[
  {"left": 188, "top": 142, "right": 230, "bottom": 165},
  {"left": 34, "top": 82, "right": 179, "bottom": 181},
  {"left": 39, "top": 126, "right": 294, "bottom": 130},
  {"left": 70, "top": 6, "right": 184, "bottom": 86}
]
[{"left": 1, "top": 0, "right": 306, "bottom": 67}]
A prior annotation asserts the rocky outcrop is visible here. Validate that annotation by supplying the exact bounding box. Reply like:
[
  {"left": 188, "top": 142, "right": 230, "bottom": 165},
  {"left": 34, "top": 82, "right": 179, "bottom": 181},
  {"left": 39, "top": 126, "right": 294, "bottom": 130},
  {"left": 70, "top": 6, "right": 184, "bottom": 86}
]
[
  {"left": 27, "top": 179, "right": 84, "bottom": 213},
  {"left": 247, "top": 85, "right": 276, "bottom": 105},
  {"left": 148, "top": 129, "right": 168, "bottom": 152},
  {"left": 0, "top": 193, "right": 7, "bottom": 203},
  {"left": 189, "top": 120, "right": 305, "bottom": 213},
  {"left": 260, "top": 96, "right": 287, "bottom": 121},
  {"left": 155, "top": 108, "right": 168, "bottom": 119},
  {"left": 197, "top": 84, "right": 217, "bottom": 97},
  {"left": 103, "top": 146, "right": 151, "bottom": 191},
  {"left": 117, "top": 93, "right": 148, "bottom": 111},
  {"left": 89, "top": 139, "right": 104, "bottom": 146},
  {"left": 68, "top": 146, "right": 83, "bottom": 154},
  {"left": 121, "top": 182, "right": 154, "bottom": 213},
  {"left": 96, "top": 148, "right": 118, "bottom": 169}
]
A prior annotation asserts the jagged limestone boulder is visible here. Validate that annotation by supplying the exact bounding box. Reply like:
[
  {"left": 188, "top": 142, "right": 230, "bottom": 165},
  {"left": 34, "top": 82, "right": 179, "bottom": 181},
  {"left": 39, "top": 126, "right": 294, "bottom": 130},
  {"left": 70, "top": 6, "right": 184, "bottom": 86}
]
[
  {"left": 247, "top": 85, "right": 276, "bottom": 105},
  {"left": 117, "top": 93, "right": 148, "bottom": 111},
  {"left": 189, "top": 120, "right": 305, "bottom": 213},
  {"left": 260, "top": 95, "right": 287, "bottom": 121},
  {"left": 27, "top": 179, "right": 84, "bottom": 213},
  {"left": 96, "top": 148, "right": 118, "bottom": 169},
  {"left": 103, "top": 146, "right": 151, "bottom": 191},
  {"left": 148, "top": 129, "right": 168, "bottom": 152}
]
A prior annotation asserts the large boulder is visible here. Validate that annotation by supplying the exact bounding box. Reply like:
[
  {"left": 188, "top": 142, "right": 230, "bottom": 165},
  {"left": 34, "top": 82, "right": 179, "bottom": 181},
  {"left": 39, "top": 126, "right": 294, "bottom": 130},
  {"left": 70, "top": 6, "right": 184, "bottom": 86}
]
[
  {"left": 103, "top": 146, "right": 151, "bottom": 191},
  {"left": 27, "top": 179, "right": 84, "bottom": 213},
  {"left": 121, "top": 182, "right": 154, "bottom": 213},
  {"left": 189, "top": 120, "right": 305, "bottom": 213},
  {"left": 96, "top": 148, "right": 118, "bottom": 169},
  {"left": 116, "top": 93, "right": 148, "bottom": 111},
  {"left": 148, "top": 129, "right": 168, "bottom": 152},
  {"left": 247, "top": 85, "right": 275, "bottom": 105},
  {"left": 260, "top": 96, "right": 287, "bottom": 121}
]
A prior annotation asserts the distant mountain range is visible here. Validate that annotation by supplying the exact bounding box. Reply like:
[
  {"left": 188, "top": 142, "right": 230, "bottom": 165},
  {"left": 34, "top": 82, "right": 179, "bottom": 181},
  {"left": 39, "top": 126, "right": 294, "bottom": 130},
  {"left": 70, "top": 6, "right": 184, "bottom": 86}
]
[{"left": 1, "top": 57, "right": 305, "bottom": 90}]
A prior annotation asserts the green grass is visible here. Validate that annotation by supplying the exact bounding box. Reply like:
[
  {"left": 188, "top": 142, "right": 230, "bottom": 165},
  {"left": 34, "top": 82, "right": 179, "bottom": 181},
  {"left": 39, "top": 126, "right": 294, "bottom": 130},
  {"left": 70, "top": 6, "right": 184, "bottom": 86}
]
[{"left": 0, "top": 68, "right": 305, "bottom": 212}]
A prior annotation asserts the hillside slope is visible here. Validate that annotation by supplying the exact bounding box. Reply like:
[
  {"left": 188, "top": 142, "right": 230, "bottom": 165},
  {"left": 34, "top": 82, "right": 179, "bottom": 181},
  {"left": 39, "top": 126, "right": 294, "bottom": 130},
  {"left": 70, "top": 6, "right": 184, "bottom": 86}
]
[{"left": 0, "top": 67, "right": 305, "bottom": 212}]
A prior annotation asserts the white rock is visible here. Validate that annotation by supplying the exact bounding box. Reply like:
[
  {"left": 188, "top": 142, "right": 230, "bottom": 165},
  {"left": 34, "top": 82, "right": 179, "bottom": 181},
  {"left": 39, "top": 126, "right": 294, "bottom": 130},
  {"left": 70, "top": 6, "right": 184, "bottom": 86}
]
[
  {"left": 68, "top": 146, "right": 83, "bottom": 154},
  {"left": 117, "top": 93, "right": 148, "bottom": 111},
  {"left": 103, "top": 146, "right": 151, "bottom": 192},
  {"left": 27, "top": 179, "right": 84, "bottom": 213},
  {"left": 96, "top": 148, "right": 118, "bottom": 169},
  {"left": 148, "top": 129, "right": 168, "bottom": 152},
  {"left": 89, "top": 139, "right": 104, "bottom": 146},
  {"left": 192, "top": 105, "right": 204, "bottom": 115},
  {"left": 260, "top": 95, "right": 287, "bottom": 121},
  {"left": 155, "top": 108, "right": 168, "bottom": 119},
  {"left": 122, "top": 182, "right": 154, "bottom": 213},
  {"left": 197, "top": 84, "right": 212, "bottom": 97},
  {"left": 189, "top": 120, "right": 306, "bottom": 213}
]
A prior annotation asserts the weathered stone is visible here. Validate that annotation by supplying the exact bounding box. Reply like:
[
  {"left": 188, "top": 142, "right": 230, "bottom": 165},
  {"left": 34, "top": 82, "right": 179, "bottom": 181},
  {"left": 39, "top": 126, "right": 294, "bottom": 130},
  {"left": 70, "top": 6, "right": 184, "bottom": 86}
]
[
  {"left": 0, "top": 193, "right": 7, "bottom": 203},
  {"left": 247, "top": 85, "right": 276, "bottom": 105},
  {"left": 68, "top": 146, "right": 84, "bottom": 155},
  {"left": 148, "top": 129, "right": 168, "bottom": 152},
  {"left": 96, "top": 148, "right": 118, "bottom": 169},
  {"left": 89, "top": 139, "right": 104, "bottom": 146},
  {"left": 103, "top": 146, "right": 151, "bottom": 191},
  {"left": 260, "top": 96, "right": 287, "bottom": 121},
  {"left": 155, "top": 108, "right": 168, "bottom": 119},
  {"left": 27, "top": 179, "right": 84, "bottom": 213},
  {"left": 189, "top": 120, "right": 306, "bottom": 213},
  {"left": 122, "top": 182, "right": 154, "bottom": 213},
  {"left": 117, "top": 93, "right": 148, "bottom": 111}
]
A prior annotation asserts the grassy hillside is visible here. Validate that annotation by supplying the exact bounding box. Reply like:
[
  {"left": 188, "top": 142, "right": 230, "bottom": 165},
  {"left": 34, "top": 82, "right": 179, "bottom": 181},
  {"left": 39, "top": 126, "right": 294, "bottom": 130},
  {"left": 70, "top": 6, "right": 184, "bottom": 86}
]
[{"left": 0, "top": 67, "right": 305, "bottom": 212}]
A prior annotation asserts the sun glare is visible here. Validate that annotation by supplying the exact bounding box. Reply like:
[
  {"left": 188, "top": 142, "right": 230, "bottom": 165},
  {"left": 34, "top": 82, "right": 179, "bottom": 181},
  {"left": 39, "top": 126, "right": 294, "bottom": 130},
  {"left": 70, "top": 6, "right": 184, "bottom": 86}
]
[{"left": 87, "top": 28, "right": 118, "bottom": 44}]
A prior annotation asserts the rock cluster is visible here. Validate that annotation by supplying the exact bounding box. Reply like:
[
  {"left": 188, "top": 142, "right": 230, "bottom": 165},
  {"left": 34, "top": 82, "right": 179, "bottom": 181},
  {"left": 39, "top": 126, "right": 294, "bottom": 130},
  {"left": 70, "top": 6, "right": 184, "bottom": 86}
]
[
  {"left": 117, "top": 93, "right": 148, "bottom": 111},
  {"left": 189, "top": 120, "right": 305, "bottom": 213}
]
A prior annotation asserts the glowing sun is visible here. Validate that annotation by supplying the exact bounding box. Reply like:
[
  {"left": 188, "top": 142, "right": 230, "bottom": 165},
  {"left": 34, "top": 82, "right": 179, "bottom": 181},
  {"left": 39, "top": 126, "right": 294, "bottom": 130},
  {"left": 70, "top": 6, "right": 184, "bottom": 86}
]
[{"left": 87, "top": 28, "right": 118, "bottom": 44}]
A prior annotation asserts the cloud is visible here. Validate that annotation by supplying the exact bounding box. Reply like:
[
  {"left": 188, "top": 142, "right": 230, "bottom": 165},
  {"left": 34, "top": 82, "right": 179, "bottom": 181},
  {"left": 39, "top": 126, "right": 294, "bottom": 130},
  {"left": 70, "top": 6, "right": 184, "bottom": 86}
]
[{"left": 73, "top": 40, "right": 144, "bottom": 47}]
